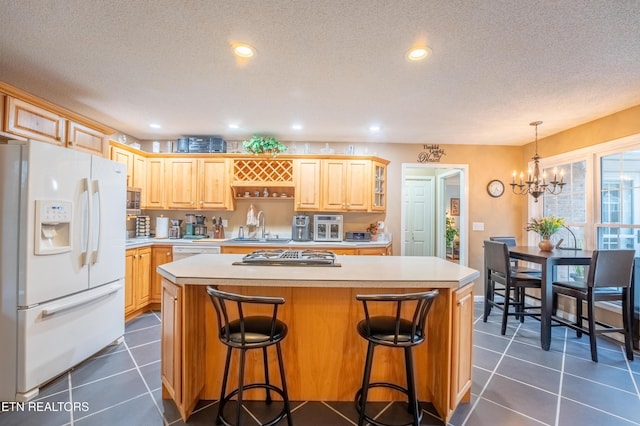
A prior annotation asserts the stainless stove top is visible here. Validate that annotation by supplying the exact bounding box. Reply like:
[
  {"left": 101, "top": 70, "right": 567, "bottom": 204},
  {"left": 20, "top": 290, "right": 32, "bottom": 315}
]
[{"left": 233, "top": 249, "right": 340, "bottom": 267}]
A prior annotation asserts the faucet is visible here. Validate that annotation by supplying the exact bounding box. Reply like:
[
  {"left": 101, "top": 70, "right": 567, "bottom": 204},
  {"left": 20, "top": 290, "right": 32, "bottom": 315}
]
[{"left": 257, "top": 210, "right": 266, "bottom": 240}]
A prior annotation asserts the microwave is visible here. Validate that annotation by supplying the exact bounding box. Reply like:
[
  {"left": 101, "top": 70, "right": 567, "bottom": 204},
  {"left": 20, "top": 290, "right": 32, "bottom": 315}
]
[
  {"left": 313, "top": 215, "right": 343, "bottom": 242},
  {"left": 126, "top": 187, "right": 141, "bottom": 215}
]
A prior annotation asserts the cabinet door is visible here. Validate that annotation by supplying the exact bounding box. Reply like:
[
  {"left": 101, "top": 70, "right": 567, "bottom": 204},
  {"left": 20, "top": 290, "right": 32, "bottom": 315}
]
[
  {"left": 294, "top": 159, "right": 321, "bottom": 210},
  {"left": 6, "top": 97, "right": 65, "bottom": 146},
  {"left": 166, "top": 158, "right": 198, "bottom": 209},
  {"left": 161, "top": 280, "right": 182, "bottom": 403},
  {"left": 133, "top": 154, "right": 147, "bottom": 206},
  {"left": 146, "top": 158, "right": 165, "bottom": 209},
  {"left": 151, "top": 246, "right": 172, "bottom": 303},
  {"left": 198, "top": 158, "right": 230, "bottom": 209},
  {"left": 67, "top": 121, "right": 106, "bottom": 156},
  {"left": 110, "top": 146, "right": 133, "bottom": 187},
  {"left": 322, "top": 159, "right": 346, "bottom": 211},
  {"left": 124, "top": 249, "right": 136, "bottom": 316},
  {"left": 451, "top": 283, "right": 473, "bottom": 407},
  {"left": 136, "top": 247, "right": 152, "bottom": 308},
  {"left": 371, "top": 161, "right": 387, "bottom": 212},
  {"left": 344, "top": 160, "right": 370, "bottom": 211}
]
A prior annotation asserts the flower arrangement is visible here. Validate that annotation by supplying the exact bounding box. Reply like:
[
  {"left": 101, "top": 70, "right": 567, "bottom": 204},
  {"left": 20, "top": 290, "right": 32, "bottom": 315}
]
[
  {"left": 446, "top": 216, "right": 459, "bottom": 248},
  {"left": 526, "top": 216, "right": 565, "bottom": 240},
  {"left": 367, "top": 223, "right": 378, "bottom": 235}
]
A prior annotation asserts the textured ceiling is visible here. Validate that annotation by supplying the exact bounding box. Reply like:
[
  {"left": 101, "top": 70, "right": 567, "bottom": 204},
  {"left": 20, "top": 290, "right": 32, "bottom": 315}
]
[{"left": 1, "top": 0, "right": 640, "bottom": 145}]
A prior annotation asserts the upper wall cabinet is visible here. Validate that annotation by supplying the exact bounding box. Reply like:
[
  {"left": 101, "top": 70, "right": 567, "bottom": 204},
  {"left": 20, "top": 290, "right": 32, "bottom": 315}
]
[
  {"left": 165, "top": 157, "right": 233, "bottom": 210},
  {"left": 371, "top": 161, "right": 387, "bottom": 212},
  {"left": 322, "top": 159, "right": 371, "bottom": 212},
  {"left": 1, "top": 81, "right": 113, "bottom": 156}
]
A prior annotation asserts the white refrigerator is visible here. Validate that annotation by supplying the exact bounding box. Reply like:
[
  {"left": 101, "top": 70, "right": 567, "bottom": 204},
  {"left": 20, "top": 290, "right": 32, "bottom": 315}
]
[{"left": 0, "top": 139, "right": 126, "bottom": 401}]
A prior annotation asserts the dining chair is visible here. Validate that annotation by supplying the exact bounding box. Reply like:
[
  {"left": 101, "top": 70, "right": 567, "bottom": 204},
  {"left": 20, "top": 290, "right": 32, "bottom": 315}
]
[
  {"left": 489, "top": 236, "right": 541, "bottom": 275},
  {"left": 484, "top": 240, "right": 542, "bottom": 334},
  {"left": 552, "top": 249, "right": 635, "bottom": 362}
]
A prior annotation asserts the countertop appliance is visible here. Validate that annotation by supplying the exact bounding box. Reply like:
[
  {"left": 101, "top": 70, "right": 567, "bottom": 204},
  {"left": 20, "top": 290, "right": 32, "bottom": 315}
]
[
  {"left": 345, "top": 231, "right": 372, "bottom": 242},
  {"left": 126, "top": 187, "right": 141, "bottom": 215},
  {"left": 313, "top": 214, "right": 343, "bottom": 242},
  {"left": 169, "top": 219, "right": 182, "bottom": 239},
  {"left": 172, "top": 244, "right": 221, "bottom": 261},
  {"left": 0, "top": 140, "right": 126, "bottom": 402},
  {"left": 232, "top": 249, "right": 340, "bottom": 267},
  {"left": 292, "top": 215, "right": 311, "bottom": 241}
]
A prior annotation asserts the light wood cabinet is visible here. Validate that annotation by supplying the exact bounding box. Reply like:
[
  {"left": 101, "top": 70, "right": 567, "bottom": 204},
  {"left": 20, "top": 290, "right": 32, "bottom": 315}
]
[
  {"left": 67, "top": 120, "right": 107, "bottom": 156},
  {"left": 124, "top": 247, "right": 151, "bottom": 320},
  {"left": 293, "top": 158, "right": 322, "bottom": 210},
  {"left": 110, "top": 143, "right": 147, "bottom": 200},
  {"left": 5, "top": 96, "right": 66, "bottom": 146},
  {"left": 322, "top": 159, "right": 370, "bottom": 211},
  {"left": 151, "top": 246, "right": 173, "bottom": 303},
  {"left": 146, "top": 157, "right": 166, "bottom": 209},
  {"left": 372, "top": 161, "right": 387, "bottom": 212},
  {"left": 451, "top": 283, "right": 473, "bottom": 409},
  {"left": 165, "top": 158, "right": 232, "bottom": 210},
  {"left": 161, "top": 279, "right": 181, "bottom": 403}
]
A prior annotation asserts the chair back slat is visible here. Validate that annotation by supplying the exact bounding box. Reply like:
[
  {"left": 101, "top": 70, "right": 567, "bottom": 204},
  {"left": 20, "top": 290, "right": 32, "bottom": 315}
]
[
  {"left": 489, "top": 236, "right": 517, "bottom": 247},
  {"left": 589, "top": 250, "right": 635, "bottom": 289}
]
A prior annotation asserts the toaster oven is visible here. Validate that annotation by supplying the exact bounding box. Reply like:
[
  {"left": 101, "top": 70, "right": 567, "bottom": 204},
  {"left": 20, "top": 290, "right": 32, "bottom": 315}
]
[{"left": 313, "top": 215, "right": 343, "bottom": 242}]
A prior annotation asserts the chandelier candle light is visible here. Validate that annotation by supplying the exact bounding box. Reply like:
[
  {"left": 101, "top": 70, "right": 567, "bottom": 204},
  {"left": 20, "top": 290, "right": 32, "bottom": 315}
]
[{"left": 510, "top": 121, "right": 566, "bottom": 202}]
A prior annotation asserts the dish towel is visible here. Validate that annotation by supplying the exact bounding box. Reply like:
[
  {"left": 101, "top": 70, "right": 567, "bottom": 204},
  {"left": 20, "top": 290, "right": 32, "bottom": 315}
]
[{"left": 246, "top": 204, "right": 259, "bottom": 226}]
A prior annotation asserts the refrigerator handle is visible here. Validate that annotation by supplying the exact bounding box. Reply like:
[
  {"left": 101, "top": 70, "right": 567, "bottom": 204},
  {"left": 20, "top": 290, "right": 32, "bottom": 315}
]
[
  {"left": 80, "top": 177, "right": 91, "bottom": 266},
  {"left": 91, "top": 179, "right": 101, "bottom": 264},
  {"left": 41, "top": 282, "right": 122, "bottom": 316}
]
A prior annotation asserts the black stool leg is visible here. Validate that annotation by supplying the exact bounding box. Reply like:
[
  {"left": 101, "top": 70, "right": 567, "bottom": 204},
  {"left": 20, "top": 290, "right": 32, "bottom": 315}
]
[
  {"left": 357, "top": 341, "right": 375, "bottom": 426},
  {"left": 404, "top": 347, "right": 420, "bottom": 426},
  {"left": 217, "top": 346, "right": 233, "bottom": 425},
  {"left": 262, "top": 346, "right": 272, "bottom": 404},
  {"left": 236, "top": 349, "right": 246, "bottom": 426},
  {"left": 276, "top": 342, "right": 293, "bottom": 426}
]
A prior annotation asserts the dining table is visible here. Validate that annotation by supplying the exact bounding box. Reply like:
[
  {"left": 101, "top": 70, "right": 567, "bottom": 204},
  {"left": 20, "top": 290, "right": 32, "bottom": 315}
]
[{"left": 507, "top": 246, "right": 594, "bottom": 351}]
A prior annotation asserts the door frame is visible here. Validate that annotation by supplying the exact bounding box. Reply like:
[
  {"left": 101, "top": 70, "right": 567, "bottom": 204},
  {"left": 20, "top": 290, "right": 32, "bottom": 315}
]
[{"left": 401, "top": 163, "right": 469, "bottom": 266}]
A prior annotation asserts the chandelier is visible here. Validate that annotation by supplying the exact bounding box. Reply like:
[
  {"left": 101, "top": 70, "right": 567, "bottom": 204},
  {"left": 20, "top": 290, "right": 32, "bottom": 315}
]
[{"left": 510, "top": 121, "right": 565, "bottom": 202}]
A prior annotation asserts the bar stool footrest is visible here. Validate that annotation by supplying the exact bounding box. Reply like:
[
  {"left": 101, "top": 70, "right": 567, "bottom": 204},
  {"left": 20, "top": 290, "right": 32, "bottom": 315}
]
[
  {"left": 355, "top": 382, "right": 423, "bottom": 426},
  {"left": 218, "top": 383, "right": 289, "bottom": 426}
]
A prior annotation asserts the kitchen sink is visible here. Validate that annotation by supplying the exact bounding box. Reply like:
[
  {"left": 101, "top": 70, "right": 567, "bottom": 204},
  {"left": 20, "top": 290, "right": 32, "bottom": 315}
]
[{"left": 229, "top": 238, "right": 292, "bottom": 244}]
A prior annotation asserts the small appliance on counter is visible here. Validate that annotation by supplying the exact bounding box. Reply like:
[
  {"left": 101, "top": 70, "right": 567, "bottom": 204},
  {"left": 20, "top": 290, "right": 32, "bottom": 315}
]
[
  {"left": 169, "top": 219, "right": 182, "bottom": 239},
  {"left": 184, "top": 213, "right": 205, "bottom": 239},
  {"left": 194, "top": 215, "right": 207, "bottom": 237},
  {"left": 291, "top": 215, "right": 311, "bottom": 241},
  {"left": 344, "top": 231, "right": 372, "bottom": 242},
  {"left": 135, "top": 216, "right": 150, "bottom": 237},
  {"left": 155, "top": 216, "right": 169, "bottom": 239},
  {"left": 313, "top": 214, "right": 343, "bottom": 242}
]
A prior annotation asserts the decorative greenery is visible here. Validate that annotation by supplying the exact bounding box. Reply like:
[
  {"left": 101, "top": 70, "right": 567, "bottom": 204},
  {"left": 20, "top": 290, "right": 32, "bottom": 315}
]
[
  {"left": 446, "top": 216, "right": 459, "bottom": 248},
  {"left": 367, "top": 223, "right": 378, "bottom": 235},
  {"left": 526, "top": 216, "right": 565, "bottom": 240},
  {"left": 242, "top": 135, "right": 287, "bottom": 155}
]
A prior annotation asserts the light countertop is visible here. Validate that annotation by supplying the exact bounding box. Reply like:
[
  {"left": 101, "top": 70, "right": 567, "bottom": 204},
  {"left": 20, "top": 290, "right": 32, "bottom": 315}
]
[
  {"left": 126, "top": 237, "right": 392, "bottom": 249},
  {"left": 157, "top": 253, "right": 479, "bottom": 289}
]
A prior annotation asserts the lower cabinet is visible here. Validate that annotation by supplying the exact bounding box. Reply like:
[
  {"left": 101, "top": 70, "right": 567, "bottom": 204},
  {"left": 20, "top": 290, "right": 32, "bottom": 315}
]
[
  {"left": 124, "top": 247, "right": 151, "bottom": 319},
  {"left": 450, "top": 283, "right": 473, "bottom": 409},
  {"left": 151, "top": 246, "right": 173, "bottom": 303}
]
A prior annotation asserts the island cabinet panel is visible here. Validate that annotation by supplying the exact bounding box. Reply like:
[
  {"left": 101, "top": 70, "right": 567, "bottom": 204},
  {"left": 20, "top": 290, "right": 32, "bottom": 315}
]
[
  {"left": 162, "top": 281, "right": 473, "bottom": 423},
  {"left": 150, "top": 246, "right": 172, "bottom": 303}
]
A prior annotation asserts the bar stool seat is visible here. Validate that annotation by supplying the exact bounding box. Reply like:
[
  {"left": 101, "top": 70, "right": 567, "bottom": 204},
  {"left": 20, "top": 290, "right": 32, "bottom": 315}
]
[
  {"left": 354, "top": 290, "right": 439, "bottom": 426},
  {"left": 207, "top": 286, "right": 293, "bottom": 426}
]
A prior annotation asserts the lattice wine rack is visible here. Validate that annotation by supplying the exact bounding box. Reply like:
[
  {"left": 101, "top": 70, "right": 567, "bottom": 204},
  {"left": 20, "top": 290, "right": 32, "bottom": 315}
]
[{"left": 233, "top": 159, "right": 294, "bottom": 184}]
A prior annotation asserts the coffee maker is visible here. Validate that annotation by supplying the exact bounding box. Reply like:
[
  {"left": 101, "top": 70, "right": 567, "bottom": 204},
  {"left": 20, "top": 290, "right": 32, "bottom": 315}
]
[
  {"left": 169, "top": 219, "right": 182, "bottom": 239},
  {"left": 291, "top": 215, "right": 311, "bottom": 241},
  {"left": 194, "top": 215, "right": 207, "bottom": 237}
]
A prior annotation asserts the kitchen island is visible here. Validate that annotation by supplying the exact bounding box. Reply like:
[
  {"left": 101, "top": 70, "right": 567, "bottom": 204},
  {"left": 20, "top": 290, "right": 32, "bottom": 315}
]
[{"left": 157, "top": 254, "right": 479, "bottom": 423}]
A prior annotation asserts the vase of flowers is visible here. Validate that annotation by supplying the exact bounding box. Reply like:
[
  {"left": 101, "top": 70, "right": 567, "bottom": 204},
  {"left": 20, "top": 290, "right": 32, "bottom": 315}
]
[
  {"left": 526, "top": 216, "right": 564, "bottom": 251},
  {"left": 367, "top": 223, "right": 378, "bottom": 241}
]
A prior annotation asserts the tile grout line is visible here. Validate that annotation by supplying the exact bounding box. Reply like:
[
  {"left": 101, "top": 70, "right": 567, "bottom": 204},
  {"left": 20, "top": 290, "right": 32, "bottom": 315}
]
[
  {"left": 554, "top": 327, "right": 568, "bottom": 426},
  {"left": 622, "top": 346, "right": 640, "bottom": 401}
]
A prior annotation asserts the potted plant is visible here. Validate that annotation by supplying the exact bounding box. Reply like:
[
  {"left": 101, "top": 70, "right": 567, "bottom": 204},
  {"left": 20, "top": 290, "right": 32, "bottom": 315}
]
[
  {"left": 526, "top": 216, "right": 564, "bottom": 251},
  {"left": 446, "top": 216, "right": 459, "bottom": 248},
  {"left": 242, "top": 135, "right": 287, "bottom": 156}
]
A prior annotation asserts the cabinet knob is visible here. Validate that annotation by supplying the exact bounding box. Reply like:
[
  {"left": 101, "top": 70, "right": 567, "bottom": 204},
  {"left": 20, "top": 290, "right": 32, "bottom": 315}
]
[
  {"left": 166, "top": 252, "right": 171, "bottom": 256},
  {"left": 200, "top": 200, "right": 203, "bottom": 205},
  {"left": 133, "top": 254, "right": 138, "bottom": 259}
]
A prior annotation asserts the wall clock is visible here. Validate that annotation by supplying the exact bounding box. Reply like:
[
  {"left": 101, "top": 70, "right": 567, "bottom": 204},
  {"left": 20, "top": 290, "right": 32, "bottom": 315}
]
[{"left": 487, "top": 179, "right": 505, "bottom": 198}]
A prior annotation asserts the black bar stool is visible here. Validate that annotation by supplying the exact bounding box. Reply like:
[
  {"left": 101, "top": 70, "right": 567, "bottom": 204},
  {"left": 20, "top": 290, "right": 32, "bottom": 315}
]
[
  {"left": 207, "top": 286, "right": 293, "bottom": 426},
  {"left": 354, "top": 290, "right": 439, "bottom": 426}
]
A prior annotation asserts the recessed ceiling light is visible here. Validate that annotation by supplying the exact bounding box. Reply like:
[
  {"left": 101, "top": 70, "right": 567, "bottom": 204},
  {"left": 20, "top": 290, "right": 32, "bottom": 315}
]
[
  {"left": 369, "top": 125, "right": 381, "bottom": 132},
  {"left": 291, "top": 123, "right": 303, "bottom": 130},
  {"left": 228, "top": 123, "right": 240, "bottom": 129},
  {"left": 149, "top": 123, "right": 161, "bottom": 129},
  {"left": 406, "top": 46, "right": 431, "bottom": 62},
  {"left": 232, "top": 43, "right": 256, "bottom": 58}
]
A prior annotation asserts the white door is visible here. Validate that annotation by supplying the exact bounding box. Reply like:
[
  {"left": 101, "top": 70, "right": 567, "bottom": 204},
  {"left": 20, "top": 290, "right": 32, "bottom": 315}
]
[
  {"left": 22, "top": 141, "right": 91, "bottom": 306},
  {"left": 88, "top": 156, "right": 126, "bottom": 288},
  {"left": 403, "top": 178, "right": 435, "bottom": 256}
]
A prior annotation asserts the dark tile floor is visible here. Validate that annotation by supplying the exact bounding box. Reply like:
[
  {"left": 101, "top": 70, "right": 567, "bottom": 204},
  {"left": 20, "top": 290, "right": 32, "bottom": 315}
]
[{"left": 2, "top": 305, "right": 639, "bottom": 425}]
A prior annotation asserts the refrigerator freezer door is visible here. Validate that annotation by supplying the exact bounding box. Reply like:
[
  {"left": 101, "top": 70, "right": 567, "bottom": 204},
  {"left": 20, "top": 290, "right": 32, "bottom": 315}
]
[
  {"left": 88, "top": 156, "right": 126, "bottom": 288},
  {"left": 22, "top": 141, "right": 91, "bottom": 306},
  {"left": 16, "top": 281, "right": 124, "bottom": 399}
]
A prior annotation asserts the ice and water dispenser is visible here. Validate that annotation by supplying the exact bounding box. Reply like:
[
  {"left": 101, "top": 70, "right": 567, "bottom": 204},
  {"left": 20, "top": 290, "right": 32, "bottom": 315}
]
[{"left": 35, "top": 200, "right": 72, "bottom": 255}]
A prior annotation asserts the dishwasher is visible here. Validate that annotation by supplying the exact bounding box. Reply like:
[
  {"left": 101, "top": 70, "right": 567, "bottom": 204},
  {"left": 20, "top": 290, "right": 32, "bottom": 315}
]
[{"left": 172, "top": 245, "right": 221, "bottom": 261}]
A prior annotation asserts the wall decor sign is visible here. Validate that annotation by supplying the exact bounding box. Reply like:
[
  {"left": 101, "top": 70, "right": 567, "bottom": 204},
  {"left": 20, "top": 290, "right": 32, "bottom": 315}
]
[
  {"left": 417, "top": 144, "right": 446, "bottom": 163},
  {"left": 450, "top": 198, "right": 460, "bottom": 216}
]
